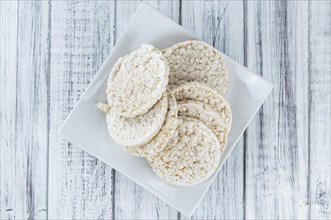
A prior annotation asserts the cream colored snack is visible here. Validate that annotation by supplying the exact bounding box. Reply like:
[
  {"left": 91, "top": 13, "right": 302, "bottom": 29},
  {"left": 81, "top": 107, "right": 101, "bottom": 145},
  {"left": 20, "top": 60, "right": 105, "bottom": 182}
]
[
  {"left": 164, "top": 40, "right": 228, "bottom": 94},
  {"left": 107, "top": 44, "right": 169, "bottom": 118},
  {"left": 97, "top": 103, "right": 111, "bottom": 113},
  {"left": 124, "top": 92, "right": 178, "bottom": 157},
  {"left": 178, "top": 100, "right": 229, "bottom": 152},
  {"left": 148, "top": 117, "right": 222, "bottom": 186},
  {"left": 172, "top": 82, "right": 232, "bottom": 130},
  {"left": 98, "top": 93, "right": 168, "bottom": 147},
  {"left": 161, "top": 47, "right": 169, "bottom": 53}
]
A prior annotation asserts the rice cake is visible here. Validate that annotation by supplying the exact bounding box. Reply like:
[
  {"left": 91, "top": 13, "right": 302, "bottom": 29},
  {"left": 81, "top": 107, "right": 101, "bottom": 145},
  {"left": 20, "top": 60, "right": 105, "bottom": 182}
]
[
  {"left": 148, "top": 117, "right": 221, "bottom": 186},
  {"left": 107, "top": 44, "right": 169, "bottom": 118},
  {"left": 178, "top": 100, "right": 229, "bottom": 152},
  {"left": 124, "top": 92, "right": 178, "bottom": 157},
  {"left": 172, "top": 82, "right": 232, "bottom": 130},
  {"left": 98, "top": 93, "right": 168, "bottom": 147},
  {"left": 164, "top": 40, "right": 228, "bottom": 94}
]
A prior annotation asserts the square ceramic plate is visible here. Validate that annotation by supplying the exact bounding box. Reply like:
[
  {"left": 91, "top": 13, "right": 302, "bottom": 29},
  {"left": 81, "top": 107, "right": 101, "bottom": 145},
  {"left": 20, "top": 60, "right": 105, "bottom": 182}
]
[{"left": 59, "top": 2, "right": 273, "bottom": 217}]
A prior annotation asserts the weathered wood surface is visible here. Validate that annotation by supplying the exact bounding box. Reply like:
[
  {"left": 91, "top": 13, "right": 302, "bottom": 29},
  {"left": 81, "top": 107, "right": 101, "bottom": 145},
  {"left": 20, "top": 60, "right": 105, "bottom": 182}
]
[
  {"left": 0, "top": 1, "right": 49, "bottom": 219},
  {"left": 0, "top": 1, "right": 330, "bottom": 219},
  {"left": 308, "top": 1, "right": 331, "bottom": 219},
  {"left": 48, "top": 1, "right": 114, "bottom": 219},
  {"left": 245, "top": 1, "right": 310, "bottom": 219}
]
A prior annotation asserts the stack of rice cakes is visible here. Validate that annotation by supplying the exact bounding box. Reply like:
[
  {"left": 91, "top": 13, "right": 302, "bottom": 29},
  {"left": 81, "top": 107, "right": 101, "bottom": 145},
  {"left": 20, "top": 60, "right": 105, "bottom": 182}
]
[{"left": 99, "top": 41, "right": 232, "bottom": 186}]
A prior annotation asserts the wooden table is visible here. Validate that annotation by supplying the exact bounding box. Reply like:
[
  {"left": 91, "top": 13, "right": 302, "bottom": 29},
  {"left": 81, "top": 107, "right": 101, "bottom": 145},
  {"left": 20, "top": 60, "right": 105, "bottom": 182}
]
[{"left": 1, "top": 1, "right": 330, "bottom": 219}]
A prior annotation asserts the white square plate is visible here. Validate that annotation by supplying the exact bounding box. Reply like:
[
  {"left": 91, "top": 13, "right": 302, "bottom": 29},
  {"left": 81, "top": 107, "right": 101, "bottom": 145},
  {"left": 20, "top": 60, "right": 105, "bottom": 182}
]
[{"left": 59, "top": 2, "right": 273, "bottom": 217}]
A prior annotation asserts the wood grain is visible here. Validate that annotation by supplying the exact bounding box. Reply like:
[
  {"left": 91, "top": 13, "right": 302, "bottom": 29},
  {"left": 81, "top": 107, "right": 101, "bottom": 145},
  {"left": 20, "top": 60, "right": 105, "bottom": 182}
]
[
  {"left": 48, "top": 1, "right": 114, "bottom": 219},
  {"left": 180, "top": 1, "right": 245, "bottom": 219},
  {"left": 0, "top": 1, "right": 19, "bottom": 219},
  {"left": 245, "top": 1, "right": 310, "bottom": 219},
  {"left": 0, "top": 1, "right": 49, "bottom": 219},
  {"left": 308, "top": 1, "right": 331, "bottom": 219},
  {"left": 0, "top": 2, "right": 18, "bottom": 219},
  {"left": 113, "top": 1, "right": 180, "bottom": 219}
]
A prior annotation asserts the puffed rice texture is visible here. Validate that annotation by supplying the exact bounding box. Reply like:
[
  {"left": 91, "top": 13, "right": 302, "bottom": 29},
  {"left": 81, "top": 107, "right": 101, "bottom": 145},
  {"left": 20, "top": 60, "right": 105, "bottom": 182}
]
[
  {"left": 124, "top": 91, "right": 178, "bottom": 157},
  {"left": 99, "top": 92, "right": 168, "bottom": 148},
  {"left": 164, "top": 40, "right": 228, "bottom": 94},
  {"left": 148, "top": 117, "right": 222, "bottom": 186},
  {"left": 107, "top": 44, "right": 169, "bottom": 118}
]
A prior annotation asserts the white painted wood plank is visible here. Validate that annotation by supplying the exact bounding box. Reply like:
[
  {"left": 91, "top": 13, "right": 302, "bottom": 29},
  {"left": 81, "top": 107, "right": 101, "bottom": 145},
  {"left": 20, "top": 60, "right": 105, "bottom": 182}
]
[
  {"left": 0, "top": 1, "right": 18, "bottom": 219},
  {"left": 309, "top": 1, "right": 331, "bottom": 219},
  {"left": 113, "top": 1, "right": 180, "bottom": 219},
  {"left": 48, "top": 1, "right": 114, "bottom": 219},
  {"left": 0, "top": 1, "right": 49, "bottom": 219},
  {"left": 245, "top": 1, "right": 309, "bottom": 219},
  {"left": 180, "top": 1, "right": 245, "bottom": 219}
]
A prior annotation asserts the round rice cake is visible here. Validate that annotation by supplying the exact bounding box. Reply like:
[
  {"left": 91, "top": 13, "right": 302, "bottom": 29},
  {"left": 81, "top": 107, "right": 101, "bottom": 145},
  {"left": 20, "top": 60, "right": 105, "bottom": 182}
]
[
  {"left": 147, "top": 116, "right": 222, "bottom": 186},
  {"left": 178, "top": 100, "right": 229, "bottom": 152},
  {"left": 172, "top": 82, "right": 232, "bottom": 130},
  {"left": 164, "top": 40, "right": 228, "bottom": 94},
  {"left": 107, "top": 44, "right": 169, "bottom": 118},
  {"left": 124, "top": 92, "right": 178, "bottom": 157},
  {"left": 99, "top": 93, "right": 168, "bottom": 148}
]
